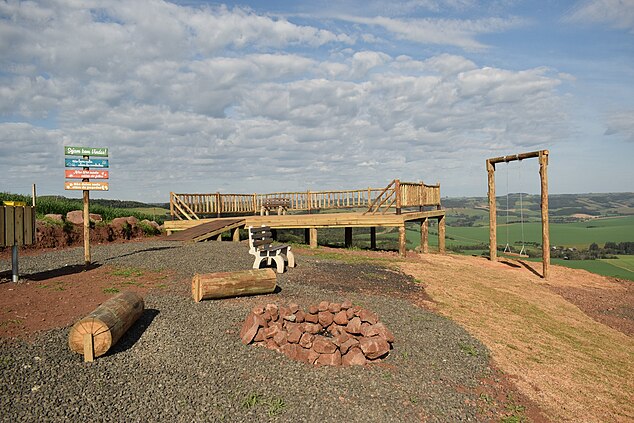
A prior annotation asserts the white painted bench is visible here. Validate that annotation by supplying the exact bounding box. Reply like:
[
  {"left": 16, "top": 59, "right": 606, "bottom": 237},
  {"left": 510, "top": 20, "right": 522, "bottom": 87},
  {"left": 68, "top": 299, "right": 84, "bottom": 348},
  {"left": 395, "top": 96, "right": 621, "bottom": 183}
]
[{"left": 248, "top": 226, "right": 295, "bottom": 273}]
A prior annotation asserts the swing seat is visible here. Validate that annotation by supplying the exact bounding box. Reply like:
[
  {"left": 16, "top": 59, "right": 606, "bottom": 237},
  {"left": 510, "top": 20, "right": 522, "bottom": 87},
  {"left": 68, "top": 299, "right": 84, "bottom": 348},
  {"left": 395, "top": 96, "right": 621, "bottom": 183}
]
[{"left": 503, "top": 251, "right": 529, "bottom": 258}]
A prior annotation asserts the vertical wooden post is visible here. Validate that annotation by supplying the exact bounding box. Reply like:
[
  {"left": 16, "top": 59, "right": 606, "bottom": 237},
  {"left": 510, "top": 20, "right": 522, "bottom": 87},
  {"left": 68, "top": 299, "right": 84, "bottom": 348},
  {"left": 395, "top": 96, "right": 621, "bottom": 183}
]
[
  {"left": 539, "top": 151, "right": 550, "bottom": 279},
  {"left": 216, "top": 192, "right": 221, "bottom": 218},
  {"left": 83, "top": 191, "right": 91, "bottom": 266},
  {"left": 307, "top": 190, "right": 312, "bottom": 214},
  {"left": 32, "top": 184, "right": 36, "bottom": 207},
  {"left": 438, "top": 216, "right": 446, "bottom": 253},
  {"left": 370, "top": 227, "right": 376, "bottom": 250},
  {"left": 487, "top": 160, "right": 496, "bottom": 261},
  {"left": 232, "top": 227, "right": 240, "bottom": 242},
  {"left": 344, "top": 227, "right": 352, "bottom": 248},
  {"left": 420, "top": 218, "right": 429, "bottom": 253},
  {"left": 215, "top": 233, "right": 222, "bottom": 241},
  {"left": 395, "top": 179, "right": 402, "bottom": 215},
  {"left": 170, "top": 192, "right": 175, "bottom": 220},
  {"left": 309, "top": 228, "right": 317, "bottom": 249},
  {"left": 253, "top": 193, "right": 257, "bottom": 215},
  {"left": 398, "top": 225, "right": 406, "bottom": 257}
]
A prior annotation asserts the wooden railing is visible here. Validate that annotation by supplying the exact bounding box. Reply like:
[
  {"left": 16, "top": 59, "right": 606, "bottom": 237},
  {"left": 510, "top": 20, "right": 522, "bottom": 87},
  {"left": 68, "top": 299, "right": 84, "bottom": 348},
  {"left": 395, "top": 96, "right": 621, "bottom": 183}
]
[{"left": 170, "top": 180, "right": 441, "bottom": 220}]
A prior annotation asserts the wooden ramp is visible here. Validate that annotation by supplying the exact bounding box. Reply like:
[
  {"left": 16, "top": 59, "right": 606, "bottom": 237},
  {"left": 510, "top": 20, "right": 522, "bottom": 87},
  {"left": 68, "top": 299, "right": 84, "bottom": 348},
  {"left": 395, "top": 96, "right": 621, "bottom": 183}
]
[{"left": 166, "top": 218, "right": 245, "bottom": 242}]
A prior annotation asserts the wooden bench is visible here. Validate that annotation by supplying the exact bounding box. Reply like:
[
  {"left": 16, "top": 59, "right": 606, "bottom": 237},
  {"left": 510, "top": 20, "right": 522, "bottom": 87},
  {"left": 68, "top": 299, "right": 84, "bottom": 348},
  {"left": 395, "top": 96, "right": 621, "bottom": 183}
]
[
  {"left": 260, "top": 198, "right": 290, "bottom": 216},
  {"left": 248, "top": 226, "right": 295, "bottom": 273}
]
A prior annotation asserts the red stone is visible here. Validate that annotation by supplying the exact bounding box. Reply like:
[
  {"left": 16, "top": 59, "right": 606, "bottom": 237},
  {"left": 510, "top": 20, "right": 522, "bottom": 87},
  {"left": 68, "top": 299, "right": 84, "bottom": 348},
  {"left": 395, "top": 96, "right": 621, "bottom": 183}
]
[
  {"left": 359, "top": 309, "right": 379, "bottom": 325},
  {"left": 287, "top": 327, "right": 303, "bottom": 344},
  {"left": 328, "top": 303, "right": 341, "bottom": 313},
  {"left": 318, "top": 301, "right": 330, "bottom": 312},
  {"left": 265, "top": 303, "right": 279, "bottom": 314},
  {"left": 332, "top": 333, "right": 350, "bottom": 348},
  {"left": 240, "top": 313, "right": 264, "bottom": 344},
  {"left": 295, "top": 310, "right": 306, "bottom": 323},
  {"left": 315, "top": 349, "right": 342, "bottom": 366},
  {"left": 265, "top": 338, "right": 279, "bottom": 351},
  {"left": 345, "top": 317, "right": 363, "bottom": 335},
  {"left": 308, "top": 305, "right": 319, "bottom": 314},
  {"left": 263, "top": 324, "right": 281, "bottom": 339},
  {"left": 352, "top": 305, "right": 363, "bottom": 316},
  {"left": 329, "top": 324, "right": 345, "bottom": 337},
  {"left": 358, "top": 336, "right": 390, "bottom": 359},
  {"left": 318, "top": 311, "right": 334, "bottom": 327},
  {"left": 313, "top": 337, "right": 337, "bottom": 354},
  {"left": 304, "top": 313, "right": 319, "bottom": 324},
  {"left": 303, "top": 323, "right": 322, "bottom": 334},
  {"left": 252, "top": 306, "right": 265, "bottom": 315},
  {"left": 333, "top": 310, "right": 349, "bottom": 325},
  {"left": 341, "top": 300, "right": 353, "bottom": 309},
  {"left": 364, "top": 322, "right": 395, "bottom": 343},
  {"left": 288, "top": 303, "right": 300, "bottom": 313},
  {"left": 345, "top": 308, "right": 355, "bottom": 320},
  {"left": 339, "top": 337, "right": 359, "bottom": 355},
  {"left": 273, "top": 331, "right": 288, "bottom": 347},
  {"left": 299, "top": 332, "right": 314, "bottom": 349},
  {"left": 342, "top": 347, "right": 367, "bottom": 366},
  {"left": 253, "top": 328, "right": 266, "bottom": 342},
  {"left": 300, "top": 348, "right": 320, "bottom": 365},
  {"left": 262, "top": 311, "right": 272, "bottom": 322}
]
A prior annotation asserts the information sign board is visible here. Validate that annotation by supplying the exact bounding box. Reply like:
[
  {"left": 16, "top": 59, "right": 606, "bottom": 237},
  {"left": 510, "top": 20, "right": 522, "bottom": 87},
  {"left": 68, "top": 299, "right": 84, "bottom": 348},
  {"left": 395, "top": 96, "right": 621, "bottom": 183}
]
[
  {"left": 64, "top": 158, "right": 109, "bottom": 168},
  {"left": 64, "top": 181, "right": 109, "bottom": 191},
  {"left": 64, "top": 146, "right": 109, "bottom": 157},
  {"left": 65, "top": 169, "right": 109, "bottom": 179}
]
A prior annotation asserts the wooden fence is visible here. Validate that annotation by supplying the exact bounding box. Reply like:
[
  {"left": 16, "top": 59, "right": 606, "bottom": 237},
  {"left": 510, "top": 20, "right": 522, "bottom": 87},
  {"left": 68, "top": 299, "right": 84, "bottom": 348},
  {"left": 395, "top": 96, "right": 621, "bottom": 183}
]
[{"left": 170, "top": 180, "right": 441, "bottom": 220}]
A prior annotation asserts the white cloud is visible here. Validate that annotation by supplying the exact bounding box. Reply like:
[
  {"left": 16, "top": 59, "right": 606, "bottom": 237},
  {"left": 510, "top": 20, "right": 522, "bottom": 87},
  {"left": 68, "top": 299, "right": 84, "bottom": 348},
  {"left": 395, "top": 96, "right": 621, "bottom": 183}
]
[
  {"left": 605, "top": 110, "right": 634, "bottom": 141},
  {"left": 0, "top": 0, "right": 571, "bottom": 201},
  {"left": 335, "top": 15, "right": 527, "bottom": 50},
  {"left": 565, "top": 0, "right": 634, "bottom": 32}
]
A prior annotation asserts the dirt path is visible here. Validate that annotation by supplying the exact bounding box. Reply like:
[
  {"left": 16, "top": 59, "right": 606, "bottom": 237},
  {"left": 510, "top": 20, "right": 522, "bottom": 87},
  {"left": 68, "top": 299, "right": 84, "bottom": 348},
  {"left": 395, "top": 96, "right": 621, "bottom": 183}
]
[{"left": 399, "top": 254, "right": 634, "bottom": 422}]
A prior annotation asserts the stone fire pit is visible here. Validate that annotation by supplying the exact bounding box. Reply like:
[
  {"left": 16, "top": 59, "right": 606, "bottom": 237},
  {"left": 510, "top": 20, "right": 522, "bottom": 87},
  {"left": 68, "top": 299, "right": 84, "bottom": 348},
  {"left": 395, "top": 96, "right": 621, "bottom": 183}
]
[{"left": 240, "top": 301, "right": 394, "bottom": 366}]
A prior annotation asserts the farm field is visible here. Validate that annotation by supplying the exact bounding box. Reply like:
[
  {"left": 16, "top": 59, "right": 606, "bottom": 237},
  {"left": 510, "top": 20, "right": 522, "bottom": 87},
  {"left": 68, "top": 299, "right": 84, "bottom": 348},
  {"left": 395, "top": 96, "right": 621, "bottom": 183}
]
[{"left": 548, "top": 256, "right": 634, "bottom": 281}]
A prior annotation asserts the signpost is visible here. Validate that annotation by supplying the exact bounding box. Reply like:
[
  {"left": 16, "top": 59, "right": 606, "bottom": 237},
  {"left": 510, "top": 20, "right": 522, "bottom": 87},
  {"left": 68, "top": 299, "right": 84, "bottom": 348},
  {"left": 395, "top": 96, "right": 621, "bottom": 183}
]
[{"left": 64, "top": 146, "right": 110, "bottom": 265}]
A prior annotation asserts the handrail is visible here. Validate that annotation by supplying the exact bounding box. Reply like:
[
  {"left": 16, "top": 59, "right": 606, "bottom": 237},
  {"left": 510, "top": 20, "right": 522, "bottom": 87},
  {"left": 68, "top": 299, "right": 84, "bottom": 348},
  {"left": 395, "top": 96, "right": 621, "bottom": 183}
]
[{"left": 169, "top": 180, "right": 441, "bottom": 220}]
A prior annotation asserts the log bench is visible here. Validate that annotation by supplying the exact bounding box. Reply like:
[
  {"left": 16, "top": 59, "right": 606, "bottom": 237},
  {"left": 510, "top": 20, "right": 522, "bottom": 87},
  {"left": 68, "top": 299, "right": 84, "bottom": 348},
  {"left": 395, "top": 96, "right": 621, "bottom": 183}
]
[
  {"left": 260, "top": 198, "right": 290, "bottom": 216},
  {"left": 248, "top": 225, "right": 295, "bottom": 273}
]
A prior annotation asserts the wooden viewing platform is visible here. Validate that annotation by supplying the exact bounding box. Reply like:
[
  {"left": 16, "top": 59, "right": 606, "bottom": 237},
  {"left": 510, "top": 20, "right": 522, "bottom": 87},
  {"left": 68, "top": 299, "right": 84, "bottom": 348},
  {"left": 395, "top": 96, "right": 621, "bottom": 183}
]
[{"left": 165, "top": 180, "right": 445, "bottom": 256}]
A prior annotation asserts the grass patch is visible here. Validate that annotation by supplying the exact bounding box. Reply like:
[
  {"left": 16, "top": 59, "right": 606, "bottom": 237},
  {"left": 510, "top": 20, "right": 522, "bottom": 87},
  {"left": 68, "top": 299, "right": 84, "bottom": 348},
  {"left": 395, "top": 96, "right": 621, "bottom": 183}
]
[
  {"left": 102, "top": 287, "right": 120, "bottom": 294},
  {"left": 112, "top": 268, "right": 144, "bottom": 278},
  {"left": 240, "top": 393, "right": 286, "bottom": 417},
  {"left": 458, "top": 342, "right": 479, "bottom": 357}
]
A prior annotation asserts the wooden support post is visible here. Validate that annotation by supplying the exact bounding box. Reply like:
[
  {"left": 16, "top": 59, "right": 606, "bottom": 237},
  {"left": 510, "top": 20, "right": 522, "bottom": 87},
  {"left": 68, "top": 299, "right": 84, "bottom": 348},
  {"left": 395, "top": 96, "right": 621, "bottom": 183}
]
[
  {"left": 540, "top": 151, "right": 550, "bottom": 279},
  {"left": 370, "top": 227, "right": 376, "bottom": 250},
  {"left": 215, "top": 233, "right": 222, "bottom": 241},
  {"left": 344, "top": 227, "right": 352, "bottom": 248},
  {"left": 438, "top": 216, "right": 446, "bottom": 253},
  {"left": 309, "top": 227, "right": 318, "bottom": 249},
  {"left": 83, "top": 334, "right": 94, "bottom": 363},
  {"left": 395, "top": 179, "right": 402, "bottom": 215},
  {"left": 192, "top": 268, "right": 277, "bottom": 302},
  {"left": 216, "top": 192, "right": 221, "bottom": 218},
  {"left": 232, "top": 227, "right": 240, "bottom": 242},
  {"left": 398, "top": 225, "right": 406, "bottom": 257},
  {"left": 420, "top": 218, "right": 429, "bottom": 253},
  {"left": 487, "top": 159, "right": 497, "bottom": 261},
  {"left": 83, "top": 189, "right": 90, "bottom": 266}
]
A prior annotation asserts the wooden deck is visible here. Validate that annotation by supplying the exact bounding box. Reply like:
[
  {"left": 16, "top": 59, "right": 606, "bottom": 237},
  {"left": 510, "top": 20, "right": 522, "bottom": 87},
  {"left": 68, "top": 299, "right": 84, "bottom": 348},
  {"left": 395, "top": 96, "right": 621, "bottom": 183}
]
[{"left": 164, "top": 210, "right": 445, "bottom": 256}]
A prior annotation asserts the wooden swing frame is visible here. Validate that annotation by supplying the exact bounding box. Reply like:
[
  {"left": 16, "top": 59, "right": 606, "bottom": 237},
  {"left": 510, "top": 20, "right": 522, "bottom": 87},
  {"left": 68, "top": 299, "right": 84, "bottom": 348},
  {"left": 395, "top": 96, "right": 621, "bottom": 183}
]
[{"left": 486, "top": 150, "right": 550, "bottom": 279}]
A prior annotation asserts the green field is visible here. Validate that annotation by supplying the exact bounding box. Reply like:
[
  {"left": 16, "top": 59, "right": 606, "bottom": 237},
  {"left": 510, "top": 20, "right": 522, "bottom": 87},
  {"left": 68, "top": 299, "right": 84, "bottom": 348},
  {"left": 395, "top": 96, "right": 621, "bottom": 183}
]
[{"left": 551, "top": 256, "right": 634, "bottom": 281}]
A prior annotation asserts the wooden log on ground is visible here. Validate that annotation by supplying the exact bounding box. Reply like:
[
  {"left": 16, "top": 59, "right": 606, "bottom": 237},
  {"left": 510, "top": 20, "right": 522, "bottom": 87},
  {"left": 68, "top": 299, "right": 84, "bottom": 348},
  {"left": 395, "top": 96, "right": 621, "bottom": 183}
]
[
  {"left": 68, "top": 291, "right": 144, "bottom": 361},
  {"left": 192, "top": 268, "right": 277, "bottom": 302}
]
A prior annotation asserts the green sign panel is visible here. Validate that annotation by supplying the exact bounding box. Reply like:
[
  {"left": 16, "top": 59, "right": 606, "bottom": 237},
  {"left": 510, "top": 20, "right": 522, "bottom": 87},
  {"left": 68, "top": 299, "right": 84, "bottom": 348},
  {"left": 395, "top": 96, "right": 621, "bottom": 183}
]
[{"left": 64, "top": 146, "right": 109, "bottom": 157}]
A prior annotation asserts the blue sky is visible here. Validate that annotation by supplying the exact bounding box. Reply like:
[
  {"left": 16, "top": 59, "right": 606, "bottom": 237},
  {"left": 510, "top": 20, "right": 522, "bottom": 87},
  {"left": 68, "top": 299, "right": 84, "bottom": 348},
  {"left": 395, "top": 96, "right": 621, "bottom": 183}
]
[{"left": 1, "top": 0, "right": 632, "bottom": 202}]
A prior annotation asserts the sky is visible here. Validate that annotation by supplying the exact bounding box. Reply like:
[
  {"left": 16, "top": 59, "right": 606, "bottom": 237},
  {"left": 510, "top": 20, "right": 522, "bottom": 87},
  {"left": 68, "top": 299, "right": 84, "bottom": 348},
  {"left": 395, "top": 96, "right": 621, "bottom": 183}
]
[{"left": 1, "top": 0, "right": 633, "bottom": 203}]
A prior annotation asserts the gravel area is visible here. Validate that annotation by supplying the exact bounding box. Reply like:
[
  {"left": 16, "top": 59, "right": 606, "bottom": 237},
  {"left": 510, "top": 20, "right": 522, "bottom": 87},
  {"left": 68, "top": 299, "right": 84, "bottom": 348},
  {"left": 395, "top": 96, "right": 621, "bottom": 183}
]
[{"left": 1, "top": 241, "right": 491, "bottom": 422}]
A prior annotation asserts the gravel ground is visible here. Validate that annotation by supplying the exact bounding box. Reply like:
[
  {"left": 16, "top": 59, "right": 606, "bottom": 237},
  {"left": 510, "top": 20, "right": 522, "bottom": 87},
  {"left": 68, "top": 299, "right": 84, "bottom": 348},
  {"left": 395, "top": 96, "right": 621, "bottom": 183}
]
[{"left": 1, "top": 241, "right": 491, "bottom": 422}]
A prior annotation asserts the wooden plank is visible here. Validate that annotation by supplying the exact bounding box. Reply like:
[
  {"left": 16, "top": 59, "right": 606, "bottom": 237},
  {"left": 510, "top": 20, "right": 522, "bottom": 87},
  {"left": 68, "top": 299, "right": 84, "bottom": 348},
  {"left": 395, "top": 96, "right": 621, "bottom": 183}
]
[
  {"left": 487, "top": 150, "right": 544, "bottom": 165},
  {"left": 24, "top": 207, "right": 34, "bottom": 245},
  {"left": 5, "top": 206, "right": 14, "bottom": 246},
  {"left": 0, "top": 207, "right": 5, "bottom": 247},
  {"left": 166, "top": 218, "right": 244, "bottom": 242}
]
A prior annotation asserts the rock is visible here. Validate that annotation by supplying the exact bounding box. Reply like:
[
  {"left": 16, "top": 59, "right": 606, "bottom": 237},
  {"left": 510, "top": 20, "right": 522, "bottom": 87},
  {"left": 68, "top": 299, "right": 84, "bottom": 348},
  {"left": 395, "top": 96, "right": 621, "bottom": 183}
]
[
  {"left": 282, "top": 314, "right": 296, "bottom": 322},
  {"left": 263, "top": 324, "right": 281, "bottom": 339},
  {"left": 333, "top": 310, "right": 349, "bottom": 326},
  {"left": 346, "top": 308, "right": 355, "bottom": 320},
  {"left": 339, "top": 338, "right": 359, "bottom": 355},
  {"left": 299, "top": 333, "right": 314, "bottom": 349},
  {"left": 302, "top": 323, "right": 322, "bottom": 334},
  {"left": 318, "top": 301, "right": 330, "bottom": 312},
  {"left": 341, "top": 300, "right": 353, "bottom": 309},
  {"left": 287, "top": 303, "right": 299, "bottom": 313},
  {"left": 318, "top": 311, "right": 334, "bottom": 327},
  {"left": 66, "top": 210, "right": 84, "bottom": 225},
  {"left": 273, "top": 331, "right": 288, "bottom": 347},
  {"left": 240, "top": 313, "right": 265, "bottom": 344},
  {"left": 364, "top": 322, "right": 395, "bottom": 343},
  {"left": 332, "top": 333, "right": 350, "bottom": 348},
  {"left": 358, "top": 336, "right": 390, "bottom": 360},
  {"left": 90, "top": 213, "right": 102, "bottom": 222},
  {"left": 308, "top": 305, "right": 319, "bottom": 314},
  {"left": 328, "top": 303, "right": 341, "bottom": 313},
  {"left": 312, "top": 337, "right": 337, "bottom": 354},
  {"left": 345, "top": 317, "right": 363, "bottom": 335},
  {"left": 281, "top": 343, "right": 303, "bottom": 362},
  {"left": 287, "top": 327, "right": 303, "bottom": 344},
  {"left": 295, "top": 310, "right": 305, "bottom": 323},
  {"left": 44, "top": 214, "right": 63, "bottom": 222},
  {"left": 253, "top": 328, "right": 266, "bottom": 342},
  {"left": 342, "top": 347, "right": 367, "bottom": 366},
  {"left": 315, "top": 350, "right": 341, "bottom": 366},
  {"left": 304, "top": 313, "right": 319, "bottom": 324},
  {"left": 252, "top": 306, "right": 265, "bottom": 315},
  {"left": 359, "top": 309, "right": 379, "bottom": 325},
  {"left": 329, "top": 324, "right": 345, "bottom": 337}
]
